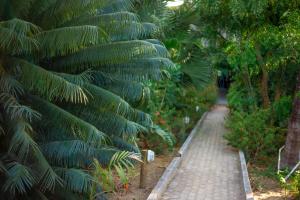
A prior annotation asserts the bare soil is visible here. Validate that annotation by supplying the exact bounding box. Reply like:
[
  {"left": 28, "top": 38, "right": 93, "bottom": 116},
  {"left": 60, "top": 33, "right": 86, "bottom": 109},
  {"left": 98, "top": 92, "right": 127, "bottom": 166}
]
[
  {"left": 107, "top": 152, "right": 175, "bottom": 200},
  {"left": 249, "top": 164, "right": 297, "bottom": 200}
]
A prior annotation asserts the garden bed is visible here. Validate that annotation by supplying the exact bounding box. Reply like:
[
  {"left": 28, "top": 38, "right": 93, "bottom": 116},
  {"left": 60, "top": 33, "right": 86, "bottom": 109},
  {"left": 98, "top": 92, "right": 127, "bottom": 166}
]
[
  {"left": 249, "top": 162, "right": 296, "bottom": 200},
  {"left": 108, "top": 151, "right": 176, "bottom": 200}
]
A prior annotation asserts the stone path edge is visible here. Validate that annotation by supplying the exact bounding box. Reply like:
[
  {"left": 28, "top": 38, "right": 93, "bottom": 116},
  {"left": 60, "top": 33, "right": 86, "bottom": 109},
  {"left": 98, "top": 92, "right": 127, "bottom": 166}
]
[
  {"left": 147, "top": 112, "right": 208, "bottom": 200},
  {"left": 239, "top": 150, "right": 255, "bottom": 200},
  {"left": 178, "top": 112, "right": 208, "bottom": 157}
]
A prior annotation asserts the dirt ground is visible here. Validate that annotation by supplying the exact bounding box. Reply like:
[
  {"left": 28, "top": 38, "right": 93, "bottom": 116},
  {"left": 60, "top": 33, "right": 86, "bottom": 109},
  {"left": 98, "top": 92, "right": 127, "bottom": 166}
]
[
  {"left": 249, "top": 164, "right": 297, "bottom": 200},
  {"left": 108, "top": 152, "right": 175, "bottom": 200},
  {"left": 253, "top": 178, "right": 295, "bottom": 200}
]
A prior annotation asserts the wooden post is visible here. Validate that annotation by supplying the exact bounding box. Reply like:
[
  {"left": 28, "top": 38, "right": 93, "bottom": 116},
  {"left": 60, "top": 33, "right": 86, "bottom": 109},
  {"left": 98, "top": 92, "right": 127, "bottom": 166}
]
[{"left": 139, "top": 150, "right": 147, "bottom": 188}]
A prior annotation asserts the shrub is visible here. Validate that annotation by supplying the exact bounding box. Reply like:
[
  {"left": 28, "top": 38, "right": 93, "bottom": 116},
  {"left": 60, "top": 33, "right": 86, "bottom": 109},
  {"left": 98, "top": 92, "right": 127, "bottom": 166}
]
[
  {"left": 272, "top": 96, "right": 293, "bottom": 127},
  {"left": 225, "top": 109, "right": 281, "bottom": 161},
  {"left": 145, "top": 67, "right": 217, "bottom": 152},
  {"left": 227, "top": 82, "right": 258, "bottom": 112}
]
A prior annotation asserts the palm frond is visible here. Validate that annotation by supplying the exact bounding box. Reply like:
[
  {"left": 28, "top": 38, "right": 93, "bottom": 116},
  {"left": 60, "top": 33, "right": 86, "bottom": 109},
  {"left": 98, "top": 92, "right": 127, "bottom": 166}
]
[
  {"left": 0, "top": 18, "right": 40, "bottom": 35},
  {"left": 0, "top": 74, "right": 24, "bottom": 96},
  {"left": 76, "top": 109, "right": 146, "bottom": 138},
  {"left": 149, "top": 125, "right": 176, "bottom": 147},
  {"left": 53, "top": 40, "right": 159, "bottom": 71},
  {"left": 41, "top": 140, "right": 94, "bottom": 167},
  {"left": 145, "top": 39, "right": 165, "bottom": 46},
  {"left": 109, "top": 151, "right": 141, "bottom": 169},
  {"left": 2, "top": 161, "right": 36, "bottom": 196},
  {"left": 182, "top": 59, "right": 213, "bottom": 89},
  {"left": 36, "top": 25, "right": 105, "bottom": 58},
  {"left": 32, "top": 0, "right": 111, "bottom": 28},
  {"left": 111, "top": 136, "right": 139, "bottom": 153},
  {"left": 0, "top": 27, "right": 39, "bottom": 55},
  {"left": 103, "top": 22, "right": 158, "bottom": 41},
  {"left": 8, "top": 119, "right": 39, "bottom": 160},
  {"left": 55, "top": 167, "right": 95, "bottom": 193},
  {"left": 31, "top": 96, "right": 107, "bottom": 146},
  {"left": 64, "top": 11, "right": 139, "bottom": 27},
  {"left": 99, "top": 58, "right": 175, "bottom": 80},
  {"left": 56, "top": 70, "right": 93, "bottom": 86},
  {"left": 13, "top": 58, "right": 88, "bottom": 104},
  {"left": 0, "top": 93, "right": 41, "bottom": 121},
  {"left": 83, "top": 83, "right": 151, "bottom": 125},
  {"left": 92, "top": 72, "right": 148, "bottom": 104},
  {"left": 33, "top": 149, "right": 62, "bottom": 192},
  {"left": 100, "top": 0, "right": 134, "bottom": 13}
]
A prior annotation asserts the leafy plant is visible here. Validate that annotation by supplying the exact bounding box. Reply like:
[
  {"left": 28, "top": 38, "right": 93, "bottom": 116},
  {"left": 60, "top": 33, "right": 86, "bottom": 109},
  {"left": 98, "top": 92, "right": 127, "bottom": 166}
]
[
  {"left": 225, "top": 109, "right": 280, "bottom": 161},
  {"left": 0, "top": 0, "right": 173, "bottom": 198}
]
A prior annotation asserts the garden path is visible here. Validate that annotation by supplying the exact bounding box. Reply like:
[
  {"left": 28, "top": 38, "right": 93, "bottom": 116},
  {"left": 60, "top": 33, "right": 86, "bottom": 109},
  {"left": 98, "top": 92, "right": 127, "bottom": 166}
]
[{"left": 161, "top": 104, "right": 244, "bottom": 200}]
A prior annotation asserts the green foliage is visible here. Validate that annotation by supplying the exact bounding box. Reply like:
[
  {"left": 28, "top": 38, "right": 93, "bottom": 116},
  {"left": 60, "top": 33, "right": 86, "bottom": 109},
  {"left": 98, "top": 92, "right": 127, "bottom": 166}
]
[
  {"left": 278, "top": 170, "right": 300, "bottom": 198},
  {"left": 0, "top": 0, "right": 174, "bottom": 198},
  {"left": 144, "top": 65, "right": 217, "bottom": 152},
  {"left": 90, "top": 151, "right": 139, "bottom": 197},
  {"left": 272, "top": 96, "right": 293, "bottom": 127},
  {"left": 227, "top": 81, "right": 257, "bottom": 112},
  {"left": 225, "top": 109, "right": 280, "bottom": 160}
]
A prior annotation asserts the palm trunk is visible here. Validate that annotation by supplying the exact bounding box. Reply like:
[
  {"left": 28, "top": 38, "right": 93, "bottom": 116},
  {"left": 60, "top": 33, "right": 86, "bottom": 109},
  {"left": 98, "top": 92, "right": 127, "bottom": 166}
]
[{"left": 282, "top": 71, "right": 300, "bottom": 168}]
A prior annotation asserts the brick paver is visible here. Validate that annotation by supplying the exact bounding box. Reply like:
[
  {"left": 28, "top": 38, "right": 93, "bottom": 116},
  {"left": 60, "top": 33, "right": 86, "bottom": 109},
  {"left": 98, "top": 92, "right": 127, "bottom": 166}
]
[{"left": 161, "top": 105, "right": 244, "bottom": 200}]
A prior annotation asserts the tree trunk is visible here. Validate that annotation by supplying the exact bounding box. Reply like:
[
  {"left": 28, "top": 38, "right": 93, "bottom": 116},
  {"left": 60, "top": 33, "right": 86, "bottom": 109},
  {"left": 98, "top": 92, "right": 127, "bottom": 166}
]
[
  {"left": 242, "top": 65, "right": 257, "bottom": 110},
  {"left": 255, "top": 45, "right": 270, "bottom": 108},
  {"left": 260, "top": 66, "right": 270, "bottom": 108},
  {"left": 282, "top": 71, "right": 300, "bottom": 168},
  {"left": 274, "top": 83, "right": 281, "bottom": 101}
]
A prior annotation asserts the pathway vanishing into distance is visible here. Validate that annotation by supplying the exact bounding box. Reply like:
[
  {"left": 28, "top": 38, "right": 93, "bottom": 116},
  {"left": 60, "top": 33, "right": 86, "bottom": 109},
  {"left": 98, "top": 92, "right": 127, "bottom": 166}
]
[{"left": 161, "top": 104, "right": 244, "bottom": 200}]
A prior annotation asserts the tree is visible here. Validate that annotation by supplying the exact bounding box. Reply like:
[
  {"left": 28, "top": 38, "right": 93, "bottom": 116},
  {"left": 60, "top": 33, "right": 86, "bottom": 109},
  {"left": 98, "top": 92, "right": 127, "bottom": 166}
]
[
  {"left": 181, "top": 0, "right": 300, "bottom": 166},
  {"left": 0, "top": 0, "right": 173, "bottom": 198},
  {"left": 283, "top": 72, "right": 300, "bottom": 167}
]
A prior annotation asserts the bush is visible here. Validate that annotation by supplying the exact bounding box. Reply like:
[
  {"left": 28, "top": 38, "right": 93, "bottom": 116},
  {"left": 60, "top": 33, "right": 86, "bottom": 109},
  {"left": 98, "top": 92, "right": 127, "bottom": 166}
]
[
  {"left": 227, "top": 81, "right": 258, "bottom": 112},
  {"left": 272, "top": 96, "right": 293, "bottom": 127},
  {"left": 225, "top": 109, "right": 282, "bottom": 161},
  {"left": 144, "top": 67, "right": 218, "bottom": 153}
]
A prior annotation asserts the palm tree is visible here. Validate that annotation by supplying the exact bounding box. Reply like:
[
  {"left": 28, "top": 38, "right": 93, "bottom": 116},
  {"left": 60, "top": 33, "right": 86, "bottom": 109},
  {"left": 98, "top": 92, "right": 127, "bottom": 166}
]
[
  {"left": 0, "top": 0, "right": 173, "bottom": 198},
  {"left": 164, "top": 1, "right": 214, "bottom": 89}
]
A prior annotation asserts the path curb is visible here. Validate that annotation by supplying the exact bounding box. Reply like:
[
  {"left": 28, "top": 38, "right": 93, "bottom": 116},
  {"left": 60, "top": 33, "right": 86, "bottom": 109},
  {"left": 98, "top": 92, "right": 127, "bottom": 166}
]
[
  {"left": 239, "top": 150, "right": 255, "bottom": 200},
  {"left": 178, "top": 112, "right": 208, "bottom": 157},
  {"left": 147, "top": 112, "right": 208, "bottom": 200}
]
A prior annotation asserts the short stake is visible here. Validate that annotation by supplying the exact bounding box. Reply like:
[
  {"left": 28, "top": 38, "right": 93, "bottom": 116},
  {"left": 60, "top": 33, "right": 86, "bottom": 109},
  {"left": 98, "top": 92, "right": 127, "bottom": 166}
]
[{"left": 139, "top": 150, "right": 148, "bottom": 188}]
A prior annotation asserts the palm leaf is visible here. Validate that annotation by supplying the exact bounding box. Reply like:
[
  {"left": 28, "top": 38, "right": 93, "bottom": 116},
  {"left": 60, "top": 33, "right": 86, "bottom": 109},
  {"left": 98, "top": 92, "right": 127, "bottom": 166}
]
[
  {"left": 0, "top": 93, "right": 41, "bottom": 121},
  {"left": 0, "top": 74, "right": 24, "bottom": 96},
  {"left": 0, "top": 27, "right": 39, "bottom": 55},
  {"left": 56, "top": 70, "right": 93, "bottom": 86},
  {"left": 36, "top": 25, "right": 105, "bottom": 58},
  {"left": 92, "top": 72, "right": 148, "bottom": 104},
  {"left": 2, "top": 161, "right": 36, "bottom": 196},
  {"left": 83, "top": 83, "right": 151, "bottom": 125},
  {"left": 0, "top": 18, "right": 40, "bottom": 35},
  {"left": 8, "top": 119, "right": 39, "bottom": 160},
  {"left": 64, "top": 11, "right": 139, "bottom": 27},
  {"left": 13, "top": 58, "right": 88, "bottom": 104},
  {"left": 55, "top": 167, "right": 95, "bottom": 193},
  {"left": 53, "top": 40, "right": 159, "bottom": 71},
  {"left": 31, "top": 96, "right": 107, "bottom": 146},
  {"left": 109, "top": 151, "right": 141, "bottom": 169}
]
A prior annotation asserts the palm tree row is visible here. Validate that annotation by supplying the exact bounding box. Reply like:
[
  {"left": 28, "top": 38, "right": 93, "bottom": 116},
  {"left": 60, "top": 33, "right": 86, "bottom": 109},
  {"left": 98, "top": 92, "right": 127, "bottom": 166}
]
[{"left": 0, "top": 0, "right": 173, "bottom": 199}]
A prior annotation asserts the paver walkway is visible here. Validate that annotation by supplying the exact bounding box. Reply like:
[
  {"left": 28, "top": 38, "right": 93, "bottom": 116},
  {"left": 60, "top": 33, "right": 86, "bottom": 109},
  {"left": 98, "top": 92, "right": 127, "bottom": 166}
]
[{"left": 161, "top": 105, "right": 244, "bottom": 200}]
